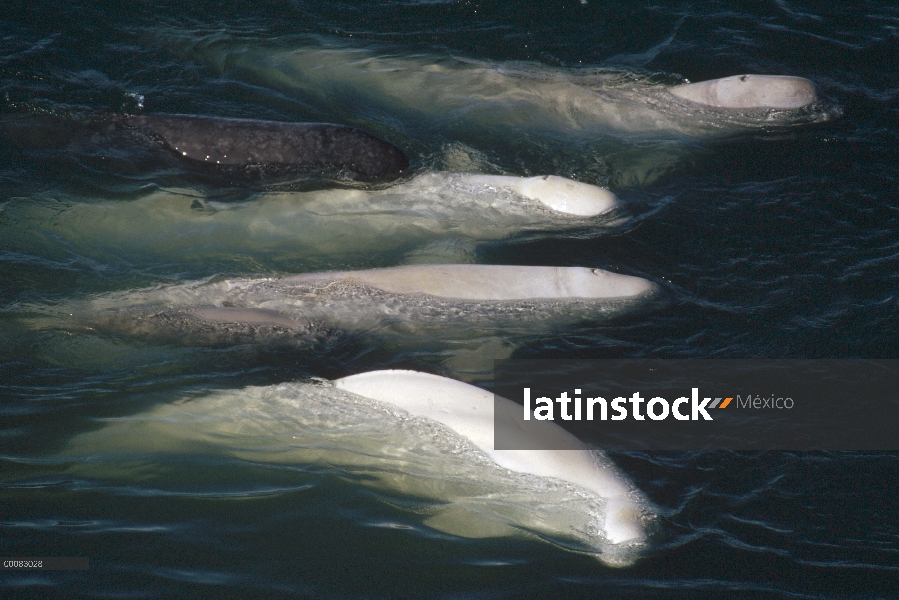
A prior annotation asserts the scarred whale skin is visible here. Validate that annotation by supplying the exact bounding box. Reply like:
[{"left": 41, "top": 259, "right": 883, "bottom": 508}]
[
  {"left": 668, "top": 75, "right": 818, "bottom": 110},
  {"left": 32, "top": 265, "right": 657, "bottom": 357},
  {"left": 123, "top": 114, "right": 410, "bottom": 179}
]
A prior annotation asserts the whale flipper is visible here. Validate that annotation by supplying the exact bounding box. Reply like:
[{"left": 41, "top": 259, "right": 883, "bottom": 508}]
[
  {"left": 123, "top": 114, "right": 409, "bottom": 180},
  {"left": 441, "top": 337, "right": 516, "bottom": 379}
]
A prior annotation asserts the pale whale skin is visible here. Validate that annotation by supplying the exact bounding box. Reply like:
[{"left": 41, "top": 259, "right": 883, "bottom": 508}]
[
  {"left": 173, "top": 36, "right": 832, "bottom": 140},
  {"left": 281, "top": 264, "right": 655, "bottom": 301},
  {"left": 36, "top": 265, "right": 657, "bottom": 362},
  {"left": 166, "top": 36, "right": 835, "bottom": 187},
  {"left": 6, "top": 172, "right": 622, "bottom": 275},
  {"left": 466, "top": 174, "right": 617, "bottom": 217},
  {"left": 123, "top": 114, "right": 409, "bottom": 180},
  {"left": 668, "top": 75, "right": 818, "bottom": 110},
  {"left": 59, "top": 371, "right": 655, "bottom": 566},
  {"left": 335, "top": 370, "right": 652, "bottom": 552}
]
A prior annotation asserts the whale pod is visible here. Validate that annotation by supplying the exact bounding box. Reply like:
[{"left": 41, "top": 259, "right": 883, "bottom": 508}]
[
  {"left": 123, "top": 114, "right": 409, "bottom": 180},
  {"left": 668, "top": 75, "right": 818, "bottom": 110},
  {"left": 60, "top": 371, "right": 654, "bottom": 565}
]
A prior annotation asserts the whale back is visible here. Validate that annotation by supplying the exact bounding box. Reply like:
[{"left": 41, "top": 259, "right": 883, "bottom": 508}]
[
  {"left": 282, "top": 264, "right": 657, "bottom": 301},
  {"left": 123, "top": 114, "right": 409, "bottom": 179}
]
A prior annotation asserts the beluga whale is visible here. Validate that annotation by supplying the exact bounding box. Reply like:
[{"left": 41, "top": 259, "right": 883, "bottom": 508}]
[
  {"left": 160, "top": 33, "right": 838, "bottom": 186},
  {"left": 59, "top": 370, "right": 656, "bottom": 566},
  {"left": 122, "top": 114, "right": 410, "bottom": 181},
  {"left": 0, "top": 109, "right": 409, "bottom": 184},
  {"left": 26, "top": 264, "right": 657, "bottom": 375},
  {"left": 7, "top": 172, "right": 623, "bottom": 270}
]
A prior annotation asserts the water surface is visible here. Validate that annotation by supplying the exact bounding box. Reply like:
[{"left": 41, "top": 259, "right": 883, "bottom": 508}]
[{"left": 2, "top": 1, "right": 898, "bottom": 598}]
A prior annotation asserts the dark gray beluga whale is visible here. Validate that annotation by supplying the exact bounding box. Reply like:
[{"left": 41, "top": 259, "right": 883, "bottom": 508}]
[
  {"left": 0, "top": 111, "right": 409, "bottom": 182},
  {"left": 122, "top": 114, "right": 410, "bottom": 180}
]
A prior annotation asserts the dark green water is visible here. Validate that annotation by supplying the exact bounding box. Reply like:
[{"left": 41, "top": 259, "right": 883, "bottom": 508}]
[{"left": 2, "top": 1, "right": 898, "bottom": 598}]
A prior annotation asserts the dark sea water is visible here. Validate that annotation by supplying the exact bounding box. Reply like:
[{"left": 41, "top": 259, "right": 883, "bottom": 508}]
[{"left": 2, "top": 1, "right": 898, "bottom": 598}]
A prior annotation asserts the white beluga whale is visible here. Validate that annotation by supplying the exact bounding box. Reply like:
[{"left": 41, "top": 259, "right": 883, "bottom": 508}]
[
  {"left": 169, "top": 35, "right": 829, "bottom": 136},
  {"left": 160, "top": 33, "right": 837, "bottom": 185},
  {"left": 8, "top": 172, "right": 621, "bottom": 269},
  {"left": 62, "top": 263, "right": 657, "bottom": 336},
  {"left": 60, "top": 370, "right": 655, "bottom": 566},
  {"left": 29, "top": 264, "right": 657, "bottom": 376}
]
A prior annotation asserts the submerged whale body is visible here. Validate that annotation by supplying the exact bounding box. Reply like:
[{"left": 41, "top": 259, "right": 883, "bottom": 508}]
[
  {"left": 123, "top": 114, "right": 410, "bottom": 180},
  {"left": 276, "top": 263, "right": 655, "bottom": 301},
  {"left": 61, "top": 370, "right": 655, "bottom": 566},
  {"left": 334, "top": 370, "right": 652, "bottom": 551},
  {"left": 171, "top": 35, "right": 834, "bottom": 139},
  {"left": 31, "top": 265, "right": 657, "bottom": 373},
  {"left": 163, "top": 35, "right": 836, "bottom": 186},
  {"left": 75, "top": 264, "right": 657, "bottom": 340},
  {"left": 10, "top": 172, "right": 622, "bottom": 268}
]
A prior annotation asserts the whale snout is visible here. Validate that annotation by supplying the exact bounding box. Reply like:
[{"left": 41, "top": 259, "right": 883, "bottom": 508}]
[
  {"left": 518, "top": 175, "right": 619, "bottom": 217},
  {"left": 580, "top": 267, "right": 659, "bottom": 301},
  {"left": 668, "top": 74, "right": 818, "bottom": 110}
]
